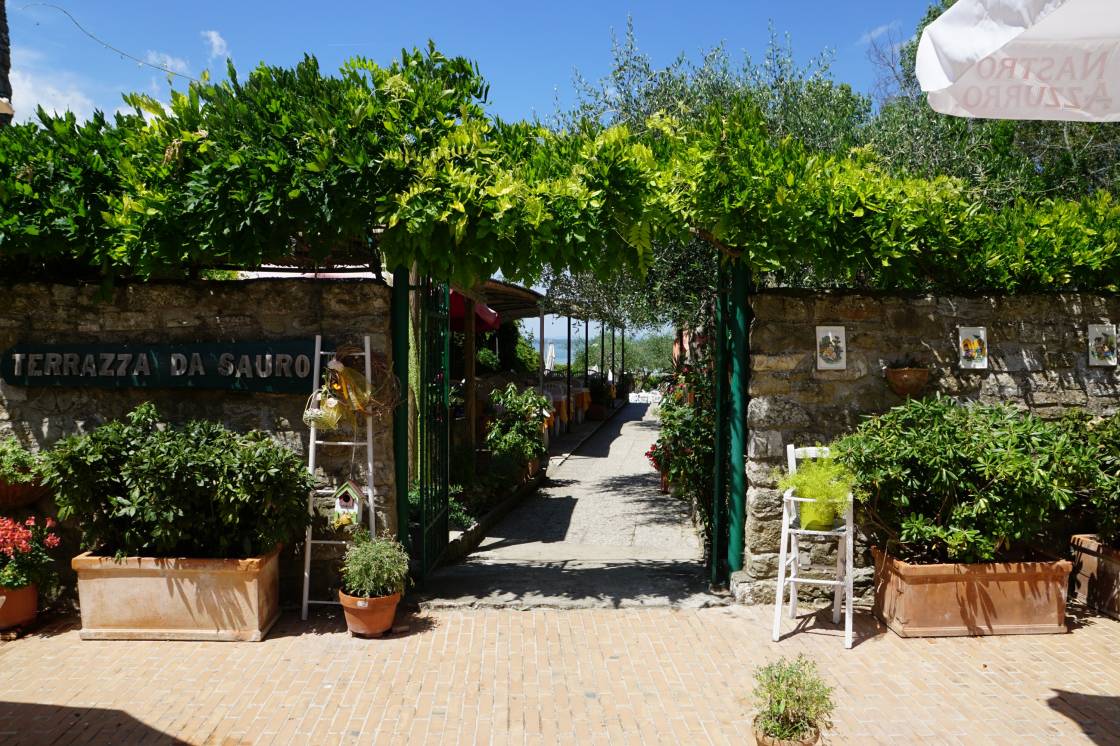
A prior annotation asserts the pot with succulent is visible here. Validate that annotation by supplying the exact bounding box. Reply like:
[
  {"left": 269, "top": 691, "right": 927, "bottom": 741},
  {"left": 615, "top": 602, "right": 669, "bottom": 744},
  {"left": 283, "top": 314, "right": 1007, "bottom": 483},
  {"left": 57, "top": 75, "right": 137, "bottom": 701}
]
[
  {"left": 0, "top": 515, "right": 61, "bottom": 630},
  {"left": 883, "top": 355, "right": 930, "bottom": 398},
  {"left": 48, "top": 403, "right": 314, "bottom": 641},
  {"left": 338, "top": 530, "right": 410, "bottom": 637},
  {"left": 0, "top": 436, "right": 50, "bottom": 509},
  {"left": 752, "top": 655, "right": 834, "bottom": 746},
  {"left": 776, "top": 455, "right": 855, "bottom": 531}
]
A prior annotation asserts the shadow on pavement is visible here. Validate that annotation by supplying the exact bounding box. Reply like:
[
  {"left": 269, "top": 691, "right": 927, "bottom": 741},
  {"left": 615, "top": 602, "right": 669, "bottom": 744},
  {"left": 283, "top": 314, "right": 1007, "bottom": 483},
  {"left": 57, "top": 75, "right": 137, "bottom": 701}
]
[
  {"left": 414, "top": 558, "right": 716, "bottom": 609},
  {"left": 0, "top": 702, "right": 179, "bottom": 746},
  {"left": 1047, "top": 690, "right": 1120, "bottom": 744}
]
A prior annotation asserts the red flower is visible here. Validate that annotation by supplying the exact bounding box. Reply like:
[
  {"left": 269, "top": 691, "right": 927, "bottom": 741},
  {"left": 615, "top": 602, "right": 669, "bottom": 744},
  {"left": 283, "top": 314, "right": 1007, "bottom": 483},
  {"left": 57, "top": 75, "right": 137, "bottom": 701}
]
[
  {"left": 45, "top": 517, "right": 56, "bottom": 529},
  {"left": 45, "top": 534, "right": 60, "bottom": 549}
]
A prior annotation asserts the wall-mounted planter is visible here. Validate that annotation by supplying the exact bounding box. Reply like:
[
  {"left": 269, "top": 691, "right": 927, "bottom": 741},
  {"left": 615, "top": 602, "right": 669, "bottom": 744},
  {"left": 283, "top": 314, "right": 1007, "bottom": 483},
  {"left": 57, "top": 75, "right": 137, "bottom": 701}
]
[
  {"left": 1070, "top": 534, "right": 1120, "bottom": 620},
  {"left": 872, "top": 547, "right": 1071, "bottom": 637},
  {"left": 884, "top": 367, "right": 930, "bottom": 397},
  {"left": 71, "top": 546, "right": 280, "bottom": 641}
]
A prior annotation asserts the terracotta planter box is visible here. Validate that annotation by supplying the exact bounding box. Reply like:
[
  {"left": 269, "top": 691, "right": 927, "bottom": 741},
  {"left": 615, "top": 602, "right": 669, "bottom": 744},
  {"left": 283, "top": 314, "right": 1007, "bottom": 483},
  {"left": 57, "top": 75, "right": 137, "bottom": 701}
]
[
  {"left": 1070, "top": 534, "right": 1120, "bottom": 620},
  {"left": 0, "top": 584, "right": 38, "bottom": 630},
  {"left": 72, "top": 546, "right": 281, "bottom": 642},
  {"left": 872, "top": 547, "right": 1071, "bottom": 637}
]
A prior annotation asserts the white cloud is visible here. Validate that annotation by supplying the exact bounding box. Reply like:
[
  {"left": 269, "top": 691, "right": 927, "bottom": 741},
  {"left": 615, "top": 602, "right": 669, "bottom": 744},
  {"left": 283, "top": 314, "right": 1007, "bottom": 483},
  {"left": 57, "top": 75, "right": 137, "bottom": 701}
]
[
  {"left": 857, "top": 21, "right": 900, "bottom": 46},
  {"left": 201, "top": 30, "right": 229, "bottom": 60},
  {"left": 144, "top": 50, "right": 191, "bottom": 75},
  {"left": 9, "top": 47, "right": 95, "bottom": 123}
]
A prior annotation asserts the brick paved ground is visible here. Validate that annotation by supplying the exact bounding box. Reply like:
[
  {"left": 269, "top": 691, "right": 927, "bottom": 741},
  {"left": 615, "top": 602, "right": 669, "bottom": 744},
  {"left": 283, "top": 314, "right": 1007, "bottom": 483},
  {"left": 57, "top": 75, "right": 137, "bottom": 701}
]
[
  {"left": 1, "top": 603, "right": 1118, "bottom": 745},
  {"left": 3, "top": 403, "right": 1118, "bottom": 744}
]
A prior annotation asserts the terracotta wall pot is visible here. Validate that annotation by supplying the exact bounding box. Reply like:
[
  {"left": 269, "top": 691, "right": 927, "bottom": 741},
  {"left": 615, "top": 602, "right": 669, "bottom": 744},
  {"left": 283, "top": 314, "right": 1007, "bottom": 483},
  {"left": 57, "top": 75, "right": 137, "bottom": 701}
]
[
  {"left": 871, "top": 547, "right": 1071, "bottom": 637},
  {"left": 71, "top": 546, "right": 281, "bottom": 641},
  {"left": 884, "top": 367, "right": 930, "bottom": 397},
  {"left": 752, "top": 718, "right": 819, "bottom": 746},
  {"left": 339, "top": 590, "right": 401, "bottom": 637},
  {"left": 1070, "top": 534, "right": 1120, "bottom": 620},
  {"left": 0, "top": 479, "right": 49, "bottom": 509},
  {"left": 0, "top": 584, "right": 38, "bottom": 630}
]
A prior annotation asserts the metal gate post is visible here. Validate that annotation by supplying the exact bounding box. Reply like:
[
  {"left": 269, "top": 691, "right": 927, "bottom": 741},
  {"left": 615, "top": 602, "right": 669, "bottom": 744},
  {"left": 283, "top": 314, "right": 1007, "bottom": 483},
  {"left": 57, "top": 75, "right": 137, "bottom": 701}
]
[
  {"left": 728, "top": 260, "right": 749, "bottom": 573},
  {"left": 711, "top": 262, "right": 729, "bottom": 586},
  {"left": 391, "top": 268, "right": 410, "bottom": 549}
]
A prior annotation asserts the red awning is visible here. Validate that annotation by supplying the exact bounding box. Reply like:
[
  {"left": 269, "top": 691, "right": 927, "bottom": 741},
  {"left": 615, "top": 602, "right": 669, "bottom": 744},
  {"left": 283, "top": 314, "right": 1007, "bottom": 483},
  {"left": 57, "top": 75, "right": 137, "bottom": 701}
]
[{"left": 450, "top": 290, "right": 501, "bottom": 332}]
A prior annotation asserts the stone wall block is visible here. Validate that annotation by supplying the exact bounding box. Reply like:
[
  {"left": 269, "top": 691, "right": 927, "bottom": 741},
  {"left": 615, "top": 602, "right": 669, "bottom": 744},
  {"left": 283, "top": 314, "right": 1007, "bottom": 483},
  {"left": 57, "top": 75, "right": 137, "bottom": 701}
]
[
  {"left": 747, "top": 430, "right": 783, "bottom": 459},
  {"left": 990, "top": 342, "right": 1044, "bottom": 373},
  {"left": 747, "top": 397, "right": 810, "bottom": 430},
  {"left": 746, "top": 460, "right": 781, "bottom": 488},
  {"left": 748, "top": 486, "right": 783, "bottom": 520},
  {"left": 752, "top": 353, "right": 808, "bottom": 372}
]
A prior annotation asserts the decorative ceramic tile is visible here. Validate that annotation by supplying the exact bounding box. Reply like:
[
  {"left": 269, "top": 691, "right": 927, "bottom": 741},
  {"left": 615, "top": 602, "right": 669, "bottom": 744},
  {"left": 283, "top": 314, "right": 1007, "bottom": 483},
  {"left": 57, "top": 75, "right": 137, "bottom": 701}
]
[
  {"left": 815, "top": 326, "right": 846, "bottom": 370},
  {"left": 958, "top": 326, "right": 988, "bottom": 370},
  {"left": 1088, "top": 323, "right": 1118, "bottom": 367}
]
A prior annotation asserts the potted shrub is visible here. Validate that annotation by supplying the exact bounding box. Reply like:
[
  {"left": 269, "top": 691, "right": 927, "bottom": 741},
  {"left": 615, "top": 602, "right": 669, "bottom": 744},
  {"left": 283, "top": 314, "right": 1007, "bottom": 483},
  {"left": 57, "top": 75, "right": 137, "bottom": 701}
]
[
  {"left": 486, "top": 384, "right": 550, "bottom": 480},
  {"left": 338, "top": 530, "right": 410, "bottom": 637},
  {"left": 835, "top": 396, "right": 1086, "bottom": 637},
  {"left": 883, "top": 355, "right": 930, "bottom": 398},
  {"left": 46, "top": 403, "right": 313, "bottom": 641},
  {"left": 0, "top": 516, "right": 61, "bottom": 630},
  {"left": 752, "top": 654, "right": 834, "bottom": 746},
  {"left": 0, "top": 436, "right": 49, "bottom": 509},
  {"left": 1070, "top": 411, "right": 1120, "bottom": 619},
  {"left": 776, "top": 456, "right": 854, "bottom": 531}
]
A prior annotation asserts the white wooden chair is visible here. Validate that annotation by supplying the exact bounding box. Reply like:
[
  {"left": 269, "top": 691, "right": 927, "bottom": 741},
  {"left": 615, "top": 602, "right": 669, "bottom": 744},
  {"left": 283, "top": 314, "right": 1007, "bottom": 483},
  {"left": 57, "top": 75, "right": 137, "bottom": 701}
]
[{"left": 772, "top": 444, "right": 854, "bottom": 649}]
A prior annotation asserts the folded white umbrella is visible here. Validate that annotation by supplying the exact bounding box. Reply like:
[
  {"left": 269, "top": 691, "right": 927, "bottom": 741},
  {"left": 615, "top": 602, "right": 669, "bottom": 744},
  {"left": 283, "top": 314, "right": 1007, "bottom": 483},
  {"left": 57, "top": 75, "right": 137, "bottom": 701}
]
[{"left": 916, "top": 0, "right": 1120, "bottom": 121}]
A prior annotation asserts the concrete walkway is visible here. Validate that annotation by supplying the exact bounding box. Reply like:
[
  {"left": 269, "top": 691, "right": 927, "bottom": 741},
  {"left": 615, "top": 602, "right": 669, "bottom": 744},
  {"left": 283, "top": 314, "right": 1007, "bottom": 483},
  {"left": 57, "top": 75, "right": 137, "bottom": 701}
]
[{"left": 418, "top": 403, "right": 722, "bottom": 609}]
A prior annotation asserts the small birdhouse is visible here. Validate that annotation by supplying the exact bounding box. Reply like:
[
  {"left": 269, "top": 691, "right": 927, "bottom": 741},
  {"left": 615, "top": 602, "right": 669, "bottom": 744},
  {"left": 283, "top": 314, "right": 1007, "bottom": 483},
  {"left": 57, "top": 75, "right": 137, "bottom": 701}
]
[{"left": 331, "top": 480, "right": 365, "bottom": 527}]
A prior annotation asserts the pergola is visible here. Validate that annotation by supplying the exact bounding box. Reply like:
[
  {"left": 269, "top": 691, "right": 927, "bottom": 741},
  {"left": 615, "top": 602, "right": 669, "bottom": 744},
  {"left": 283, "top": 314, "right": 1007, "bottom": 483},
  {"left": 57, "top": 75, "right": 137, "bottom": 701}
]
[{"left": 455, "top": 278, "right": 624, "bottom": 455}]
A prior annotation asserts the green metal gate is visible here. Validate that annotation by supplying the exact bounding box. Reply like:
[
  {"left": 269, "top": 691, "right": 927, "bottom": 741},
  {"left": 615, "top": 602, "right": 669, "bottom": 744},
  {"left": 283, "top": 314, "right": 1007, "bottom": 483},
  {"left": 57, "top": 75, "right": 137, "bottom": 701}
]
[{"left": 418, "top": 279, "right": 451, "bottom": 578}]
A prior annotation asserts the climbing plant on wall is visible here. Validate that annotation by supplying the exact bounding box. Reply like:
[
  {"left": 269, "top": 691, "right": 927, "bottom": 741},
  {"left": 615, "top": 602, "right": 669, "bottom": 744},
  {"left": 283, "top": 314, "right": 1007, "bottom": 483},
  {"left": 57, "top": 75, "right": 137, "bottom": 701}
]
[{"left": 0, "top": 45, "right": 664, "bottom": 287}]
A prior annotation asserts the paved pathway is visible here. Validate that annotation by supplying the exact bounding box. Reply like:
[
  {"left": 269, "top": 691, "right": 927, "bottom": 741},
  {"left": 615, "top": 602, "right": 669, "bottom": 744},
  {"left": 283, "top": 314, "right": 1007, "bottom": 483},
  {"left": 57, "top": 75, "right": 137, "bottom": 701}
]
[
  {"left": 1, "top": 605, "right": 1118, "bottom": 744},
  {"left": 418, "top": 403, "right": 721, "bottom": 609}
]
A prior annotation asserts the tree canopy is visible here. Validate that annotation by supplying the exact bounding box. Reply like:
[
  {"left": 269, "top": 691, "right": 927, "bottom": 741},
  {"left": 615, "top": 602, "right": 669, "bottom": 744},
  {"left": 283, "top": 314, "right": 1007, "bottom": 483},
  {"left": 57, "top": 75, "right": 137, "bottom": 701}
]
[
  {"left": 0, "top": 46, "right": 661, "bottom": 287},
  {"left": 1, "top": 35, "right": 1117, "bottom": 313}
]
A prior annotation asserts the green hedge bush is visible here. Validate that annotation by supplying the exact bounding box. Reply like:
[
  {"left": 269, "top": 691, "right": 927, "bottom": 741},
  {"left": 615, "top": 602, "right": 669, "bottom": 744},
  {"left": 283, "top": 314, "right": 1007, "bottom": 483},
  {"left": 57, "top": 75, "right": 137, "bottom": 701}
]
[
  {"left": 834, "top": 396, "right": 1099, "bottom": 563},
  {"left": 46, "top": 403, "right": 314, "bottom": 558}
]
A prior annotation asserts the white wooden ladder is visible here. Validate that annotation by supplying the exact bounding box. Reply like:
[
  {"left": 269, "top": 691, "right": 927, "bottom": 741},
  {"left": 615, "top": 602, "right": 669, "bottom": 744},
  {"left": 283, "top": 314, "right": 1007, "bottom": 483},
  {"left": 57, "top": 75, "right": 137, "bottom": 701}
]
[
  {"left": 300, "top": 334, "right": 378, "bottom": 621},
  {"left": 772, "top": 444, "right": 854, "bottom": 649}
]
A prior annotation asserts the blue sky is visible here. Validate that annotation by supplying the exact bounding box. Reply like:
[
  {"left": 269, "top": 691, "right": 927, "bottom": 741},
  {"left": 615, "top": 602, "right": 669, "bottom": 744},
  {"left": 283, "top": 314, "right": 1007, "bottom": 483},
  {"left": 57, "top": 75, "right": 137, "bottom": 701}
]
[
  {"left": 7, "top": 1, "right": 935, "bottom": 340},
  {"left": 8, "top": 1, "right": 932, "bottom": 124}
]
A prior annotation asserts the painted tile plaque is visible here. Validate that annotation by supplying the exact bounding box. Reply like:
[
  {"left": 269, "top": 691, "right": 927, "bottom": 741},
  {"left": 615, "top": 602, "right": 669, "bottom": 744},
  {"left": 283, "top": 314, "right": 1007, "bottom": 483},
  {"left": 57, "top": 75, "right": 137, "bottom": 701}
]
[
  {"left": 1089, "top": 323, "right": 1118, "bottom": 367},
  {"left": 815, "top": 326, "right": 846, "bottom": 370},
  {"left": 958, "top": 326, "right": 988, "bottom": 370}
]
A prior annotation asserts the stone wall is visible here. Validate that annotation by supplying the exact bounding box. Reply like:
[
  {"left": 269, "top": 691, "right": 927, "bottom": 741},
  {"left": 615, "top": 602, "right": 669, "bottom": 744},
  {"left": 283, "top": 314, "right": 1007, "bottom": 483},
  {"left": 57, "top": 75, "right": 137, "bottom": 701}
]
[
  {"left": 0, "top": 279, "right": 395, "bottom": 605},
  {"left": 734, "top": 291, "right": 1120, "bottom": 605}
]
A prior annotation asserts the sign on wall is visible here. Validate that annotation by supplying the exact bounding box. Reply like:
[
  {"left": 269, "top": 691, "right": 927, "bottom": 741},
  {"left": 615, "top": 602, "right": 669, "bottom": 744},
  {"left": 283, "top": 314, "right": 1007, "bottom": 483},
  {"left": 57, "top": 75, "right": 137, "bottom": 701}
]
[{"left": 0, "top": 341, "right": 319, "bottom": 393}]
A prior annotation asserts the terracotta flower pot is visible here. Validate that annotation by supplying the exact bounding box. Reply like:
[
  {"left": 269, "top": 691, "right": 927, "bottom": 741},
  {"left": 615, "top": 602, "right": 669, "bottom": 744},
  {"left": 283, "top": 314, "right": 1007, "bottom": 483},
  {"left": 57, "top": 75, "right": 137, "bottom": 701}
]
[
  {"left": 0, "top": 583, "right": 38, "bottom": 630},
  {"left": 0, "top": 479, "right": 49, "bottom": 509},
  {"left": 884, "top": 367, "right": 929, "bottom": 397},
  {"left": 752, "top": 717, "right": 819, "bottom": 746},
  {"left": 660, "top": 470, "right": 670, "bottom": 494},
  {"left": 1070, "top": 534, "right": 1120, "bottom": 620},
  {"left": 339, "top": 589, "right": 401, "bottom": 637}
]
